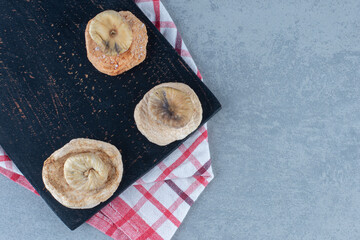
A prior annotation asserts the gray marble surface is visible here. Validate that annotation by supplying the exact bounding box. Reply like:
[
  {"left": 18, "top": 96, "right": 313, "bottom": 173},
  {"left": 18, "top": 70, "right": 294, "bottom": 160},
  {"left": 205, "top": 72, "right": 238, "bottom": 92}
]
[{"left": 1, "top": 0, "right": 360, "bottom": 239}]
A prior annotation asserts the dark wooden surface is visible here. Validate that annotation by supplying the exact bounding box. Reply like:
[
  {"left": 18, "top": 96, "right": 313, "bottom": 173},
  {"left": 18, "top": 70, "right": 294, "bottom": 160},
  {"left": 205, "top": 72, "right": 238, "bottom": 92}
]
[{"left": 0, "top": 0, "right": 221, "bottom": 230}]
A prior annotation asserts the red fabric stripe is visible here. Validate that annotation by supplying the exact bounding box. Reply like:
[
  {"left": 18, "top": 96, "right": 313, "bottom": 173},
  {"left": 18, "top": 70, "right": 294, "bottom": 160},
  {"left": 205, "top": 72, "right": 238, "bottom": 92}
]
[
  {"left": 87, "top": 212, "right": 130, "bottom": 240},
  {"left": 105, "top": 224, "right": 118, "bottom": 237},
  {"left": 99, "top": 182, "right": 163, "bottom": 239},
  {"left": 178, "top": 49, "right": 191, "bottom": 57},
  {"left": 5, "top": 160, "right": 13, "bottom": 171},
  {"left": 175, "top": 30, "right": 182, "bottom": 55},
  {"left": 183, "top": 177, "right": 204, "bottom": 197},
  {"left": 151, "top": 21, "right": 176, "bottom": 28},
  {"left": 159, "top": 21, "right": 176, "bottom": 28},
  {"left": 195, "top": 175, "right": 208, "bottom": 186},
  {"left": 197, "top": 69, "right": 203, "bottom": 80},
  {"left": 0, "top": 167, "right": 38, "bottom": 195},
  {"left": 153, "top": 0, "right": 161, "bottom": 30},
  {"left": 198, "top": 125, "right": 206, "bottom": 133},
  {"left": 178, "top": 145, "right": 202, "bottom": 170},
  {"left": 178, "top": 139, "right": 212, "bottom": 186},
  {"left": 10, "top": 173, "right": 20, "bottom": 182},
  {"left": 135, "top": 185, "right": 181, "bottom": 227},
  {"left": 132, "top": 181, "right": 163, "bottom": 212},
  {"left": 112, "top": 229, "right": 131, "bottom": 240},
  {"left": 151, "top": 177, "right": 203, "bottom": 231},
  {"left": 0, "top": 155, "right": 10, "bottom": 162},
  {"left": 155, "top": 131, "right": 207, "bottom": 182},
  {"left": 194, "top": 159, "right": 211, "bottom": 177},
  {"left": 165, "top": 180, "right": 194, "bottom": 206},
  {"left": 115, "top": 206, "right": 137, "bottom": 227},
  {"left": 157, "top": 161, "right": 177, "bottom": 179},
  {"left": 135, "top": 178, "right": 146, "bottom": 185},
  {"left": 138, "top": 227, "right": 163, "bottom": 240},
  {"left": 104, "top": 197, "right": 162, "bottom": 240},
  {"left": 134, "top": 0, "right": 154, "bottom": 2}
]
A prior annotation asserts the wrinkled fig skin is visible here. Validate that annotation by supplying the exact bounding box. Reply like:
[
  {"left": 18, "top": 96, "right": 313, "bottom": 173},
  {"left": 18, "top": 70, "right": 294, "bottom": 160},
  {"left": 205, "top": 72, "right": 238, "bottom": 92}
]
[
  {"left": 64, "top": 153, "right": 110, "bottom": 191},
  {"left": 85, "top": 11, "right": 148, "bottom": 76},
  {"left": 89, "top": 10, "right": 133, "bottom": 56},
  {"left": 134, "top": 82, "right": 203, "bottom": 146},
  {"left": 148, "top": 87, "right": 194, "bottom": 128},
  {"left": 42, "top": 138, "right": 123, "bottom": 209}
]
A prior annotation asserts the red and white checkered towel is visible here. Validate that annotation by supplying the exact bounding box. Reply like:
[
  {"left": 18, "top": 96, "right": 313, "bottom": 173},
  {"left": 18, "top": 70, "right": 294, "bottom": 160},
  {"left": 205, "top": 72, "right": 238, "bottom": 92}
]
[{"left": 0, "top": 1, "right": 214, "bottom": 239}]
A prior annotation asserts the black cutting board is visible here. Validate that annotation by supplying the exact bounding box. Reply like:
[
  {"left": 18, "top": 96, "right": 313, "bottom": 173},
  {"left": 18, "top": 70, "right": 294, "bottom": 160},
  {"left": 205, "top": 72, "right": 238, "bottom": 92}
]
[{"left": 0, "top": 0, "right": 221, "bottom": 230}]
